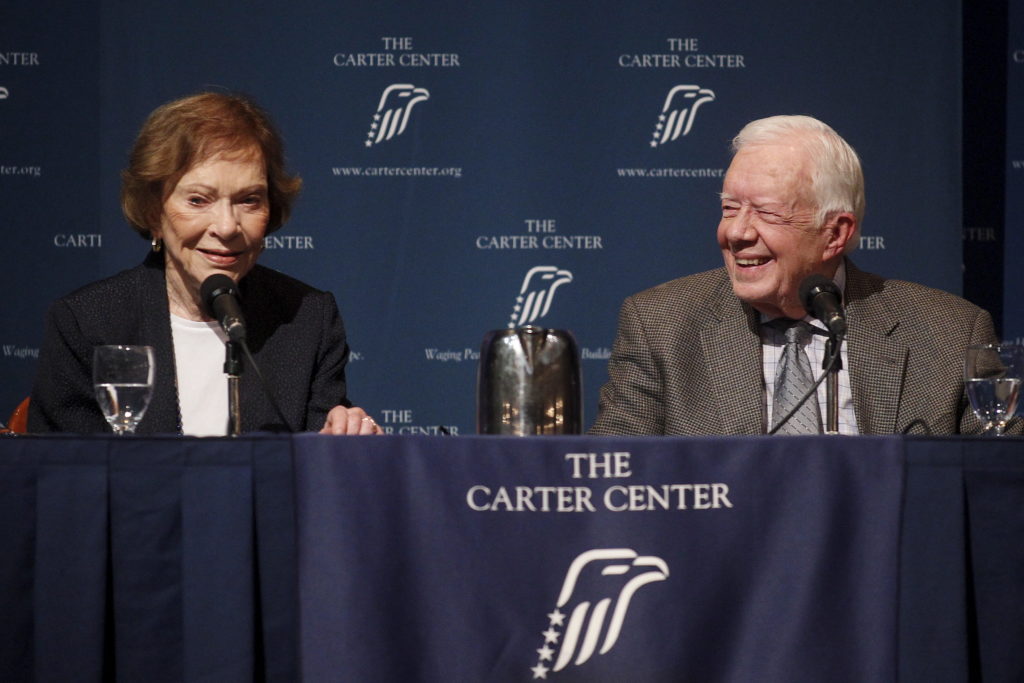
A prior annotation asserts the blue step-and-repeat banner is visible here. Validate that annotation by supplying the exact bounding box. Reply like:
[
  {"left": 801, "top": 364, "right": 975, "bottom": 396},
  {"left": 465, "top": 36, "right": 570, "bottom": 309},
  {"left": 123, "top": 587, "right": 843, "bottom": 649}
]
[{"left": 2, "top": 0, "right": 1015, "bottom": 433}]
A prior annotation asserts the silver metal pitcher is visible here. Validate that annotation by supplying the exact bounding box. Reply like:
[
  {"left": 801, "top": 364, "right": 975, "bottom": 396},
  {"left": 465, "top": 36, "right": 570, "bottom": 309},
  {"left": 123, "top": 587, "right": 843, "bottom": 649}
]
[{"left": 477, "top": 326, "right": 582, "bottom": 435}]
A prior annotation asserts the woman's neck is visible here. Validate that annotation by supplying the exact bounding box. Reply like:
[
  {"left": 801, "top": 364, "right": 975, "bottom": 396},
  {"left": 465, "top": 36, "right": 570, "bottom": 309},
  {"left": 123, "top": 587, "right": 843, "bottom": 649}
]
[{"left": 165, "top": 270, "right": 210, "bottom": 322}]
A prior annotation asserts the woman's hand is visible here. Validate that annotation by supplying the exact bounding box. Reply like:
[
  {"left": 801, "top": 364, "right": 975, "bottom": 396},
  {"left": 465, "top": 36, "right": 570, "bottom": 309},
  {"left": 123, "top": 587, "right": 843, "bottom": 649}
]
[{"left": 320, "top": 405, "right": 383, "bottom": 435}]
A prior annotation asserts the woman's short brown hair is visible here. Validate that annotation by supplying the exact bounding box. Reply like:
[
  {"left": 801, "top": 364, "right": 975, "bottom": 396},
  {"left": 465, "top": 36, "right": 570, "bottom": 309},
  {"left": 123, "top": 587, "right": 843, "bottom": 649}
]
[{"left": 120, "top": 92, "right": 302, "bottom": 237}]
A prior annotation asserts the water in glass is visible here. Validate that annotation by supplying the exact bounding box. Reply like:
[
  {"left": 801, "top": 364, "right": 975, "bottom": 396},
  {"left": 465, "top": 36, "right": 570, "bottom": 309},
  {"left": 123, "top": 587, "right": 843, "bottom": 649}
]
[
  {"left": 92, "top": 345, "right": 154, "bottom": 435},
  {"left": 966, "top": 377, "right": 1021, "bottom": 432},
  {"left": 964, "top": 344, "right": 1024, "bottom": 435}
]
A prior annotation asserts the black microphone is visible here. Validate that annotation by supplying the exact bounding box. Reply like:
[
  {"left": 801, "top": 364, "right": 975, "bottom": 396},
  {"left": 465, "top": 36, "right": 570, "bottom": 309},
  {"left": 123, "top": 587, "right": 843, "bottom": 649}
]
[
  {"left": 799, "top": 274, "right": 847, "bottom": 337},
  {"left": 200, "top": 274, "right": 247, "bottom": 342}
]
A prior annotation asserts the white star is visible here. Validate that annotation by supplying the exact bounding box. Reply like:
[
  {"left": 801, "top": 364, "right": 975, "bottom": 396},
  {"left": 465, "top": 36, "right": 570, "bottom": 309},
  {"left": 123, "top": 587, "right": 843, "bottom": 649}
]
[
  {"left": 513, "top": 304, "right": 521, "bottom": 312},
  {"left": 374, "top": 113, "right": 382, "bottom": 121},
  {"left": 536, "top": 645, "right": 555, "bottom": 661},
  {"left": 364, "top": 140, "right": 372, "bottom": 147},
  {"left": 531, "top": 663, "right": 550, "bottom": 679},
  {"left": 659, "top": 114, "right": 666, "bottom": 121},
  {"left": 371, "top": 121, "right": 379, "bottom": 130},
  {"left": 542, "top": 627, "right": 560, "bottom": 644},
  {"left": 547, "top": 609, "right": 565, "bottom": 626},
  {"left": 649, "top": 140, "right": 658, "bottom": 148},
  {"left": 516, "top": 295, "right": 524, "bottom": 303},
  {"left": 656, "top": 122, "right": 663, "bottom": 131}
]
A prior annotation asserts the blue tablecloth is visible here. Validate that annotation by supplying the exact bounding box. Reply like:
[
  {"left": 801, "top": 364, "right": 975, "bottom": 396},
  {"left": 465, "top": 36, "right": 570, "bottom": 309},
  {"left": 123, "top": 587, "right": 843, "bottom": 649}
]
[{"left": 0, "top": 435, "right": 1020, "bottom": 682}]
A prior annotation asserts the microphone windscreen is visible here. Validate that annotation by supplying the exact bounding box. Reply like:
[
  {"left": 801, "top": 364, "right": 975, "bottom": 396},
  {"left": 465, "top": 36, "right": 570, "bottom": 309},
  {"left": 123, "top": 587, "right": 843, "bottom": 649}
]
[
  {"left": 799, "top": 274, "right": 839, "bottom": 313},
  {"left": 200, "top": 274, "right": 239, "bottom": 319}
]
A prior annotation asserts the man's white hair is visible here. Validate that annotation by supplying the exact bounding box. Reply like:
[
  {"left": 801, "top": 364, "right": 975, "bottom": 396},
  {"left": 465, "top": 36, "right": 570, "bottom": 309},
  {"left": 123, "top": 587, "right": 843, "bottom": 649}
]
[{"left": 731, "top": 115, "right": 865, "bottom": 253}]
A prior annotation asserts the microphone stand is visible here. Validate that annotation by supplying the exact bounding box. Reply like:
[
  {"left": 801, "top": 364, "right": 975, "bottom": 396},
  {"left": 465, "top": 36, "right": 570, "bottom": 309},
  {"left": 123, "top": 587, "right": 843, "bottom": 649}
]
[
  {"left": 225, "top": 340, "right": 242, "bottom": 436},
  {"left": 823, "top": 334, "right": 843, "bottom": 435}
]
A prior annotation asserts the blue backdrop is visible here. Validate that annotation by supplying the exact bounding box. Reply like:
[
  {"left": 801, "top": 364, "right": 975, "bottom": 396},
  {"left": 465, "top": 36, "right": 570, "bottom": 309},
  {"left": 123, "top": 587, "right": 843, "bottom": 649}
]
[
  {"left": 1005, "top": 5, "right": 1024, "bottom": 342},
  {"left": 1, "top": 0, "right": 1002, "bottom": 433}
]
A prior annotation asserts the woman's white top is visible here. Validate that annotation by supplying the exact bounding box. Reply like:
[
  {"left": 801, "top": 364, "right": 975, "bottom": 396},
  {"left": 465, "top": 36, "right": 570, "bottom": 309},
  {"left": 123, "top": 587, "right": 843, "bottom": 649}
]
[{"left": 170, "top": 314, "right": 230, "bottom": 436}]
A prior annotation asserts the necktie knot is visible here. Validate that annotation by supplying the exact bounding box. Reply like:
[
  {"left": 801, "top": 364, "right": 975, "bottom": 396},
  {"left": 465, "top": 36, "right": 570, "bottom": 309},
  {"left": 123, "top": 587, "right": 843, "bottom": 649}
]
[
  {"left": 766, "top": 318, "right": 814, "bottom": 345},
  {"left": 784, "top": 320, "right": 812, "bottom": 345}
]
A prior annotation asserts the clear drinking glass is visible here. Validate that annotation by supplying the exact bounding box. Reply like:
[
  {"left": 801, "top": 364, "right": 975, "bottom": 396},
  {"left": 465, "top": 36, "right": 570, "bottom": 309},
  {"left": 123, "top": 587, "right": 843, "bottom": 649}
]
[
  {"left": 964, "top": 343, "right": 1023, "bottom": 436},
  {"left": 93, "top": 345, "right": 155, "bottom": 435}
]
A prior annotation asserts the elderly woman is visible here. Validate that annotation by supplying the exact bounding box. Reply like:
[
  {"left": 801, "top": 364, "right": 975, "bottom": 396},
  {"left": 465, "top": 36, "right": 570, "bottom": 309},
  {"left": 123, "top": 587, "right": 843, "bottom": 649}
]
[{"left": 28, "top": 92, "right": 378, "bottom": 435}]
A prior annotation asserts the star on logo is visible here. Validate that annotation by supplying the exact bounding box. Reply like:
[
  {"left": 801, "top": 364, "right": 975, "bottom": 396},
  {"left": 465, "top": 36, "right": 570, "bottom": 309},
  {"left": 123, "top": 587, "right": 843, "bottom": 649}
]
[
  {"left": 547, "top": 609, "right": 565, "bottom": 626},
  {"left": 531, "top": 662, "right": 550, "bottom": 679},
  {"left": 542, "top": 627, "right": 560, "bottom": 644},
  {"left": 364, "top": 140, "right": 372, "bottom": 147},
  {"left": 537, "top": 644, "right": 555, "bottom": 661}
]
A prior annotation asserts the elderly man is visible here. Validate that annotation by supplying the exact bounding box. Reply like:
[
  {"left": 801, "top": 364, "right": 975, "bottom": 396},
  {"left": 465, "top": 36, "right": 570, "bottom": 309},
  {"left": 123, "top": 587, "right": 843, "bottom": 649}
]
[{"left": 590, "top": 115, "right": 999, "bottom": 436}]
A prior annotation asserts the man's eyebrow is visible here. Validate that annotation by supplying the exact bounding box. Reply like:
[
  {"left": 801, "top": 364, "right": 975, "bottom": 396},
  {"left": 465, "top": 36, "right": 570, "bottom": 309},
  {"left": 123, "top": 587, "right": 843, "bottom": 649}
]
[{"left": 718, "top": 193, "right": 786, "bottom": 209}]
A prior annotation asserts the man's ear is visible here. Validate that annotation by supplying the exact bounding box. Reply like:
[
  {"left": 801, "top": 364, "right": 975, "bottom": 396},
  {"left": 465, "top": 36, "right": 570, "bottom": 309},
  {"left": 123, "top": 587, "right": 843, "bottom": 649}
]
[{"left": 822, "top": 212, "right": 857, "bottom": 259}]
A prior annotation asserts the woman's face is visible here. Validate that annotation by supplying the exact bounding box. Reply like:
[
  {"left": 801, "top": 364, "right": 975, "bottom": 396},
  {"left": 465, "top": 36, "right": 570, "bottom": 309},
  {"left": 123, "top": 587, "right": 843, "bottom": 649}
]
[{"left": 154, "top": 150, "right": 269, "bottom": 317}]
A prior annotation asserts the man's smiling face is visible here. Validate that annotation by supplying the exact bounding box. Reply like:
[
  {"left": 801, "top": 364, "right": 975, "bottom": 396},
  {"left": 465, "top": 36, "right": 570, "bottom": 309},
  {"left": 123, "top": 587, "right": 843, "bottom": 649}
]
[{"left": 717, "top": 140, "right": 836, "bottom": 319}]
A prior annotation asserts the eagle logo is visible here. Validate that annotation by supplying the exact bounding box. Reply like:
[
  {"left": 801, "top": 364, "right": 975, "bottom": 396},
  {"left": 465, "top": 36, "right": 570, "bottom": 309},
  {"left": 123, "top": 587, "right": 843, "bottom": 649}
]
[
  {"left": 508, "top": 266, "right": 573, "bottom": 329},
  {"left": 365, "top": 83, "right": 430, "bottom": 147},
  {"left": 649, "top": 85, "right": 715, "bottom": 147},
  {"left": 530, "top": 548, "right": 670, "bottom": 679}
]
